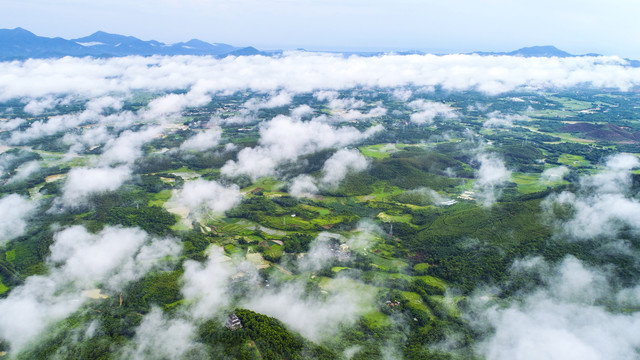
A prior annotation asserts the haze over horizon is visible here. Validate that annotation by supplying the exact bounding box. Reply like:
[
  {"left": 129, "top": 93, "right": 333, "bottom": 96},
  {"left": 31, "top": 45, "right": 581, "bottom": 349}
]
[{"left": 3, "top": 0, "right": 640, "bottom": 58}]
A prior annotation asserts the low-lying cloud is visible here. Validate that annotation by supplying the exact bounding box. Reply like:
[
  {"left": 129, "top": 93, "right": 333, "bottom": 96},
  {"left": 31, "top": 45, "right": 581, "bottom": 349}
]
[
  {"left": 168, "top": 179, "right": 242, "bottom": 219},
  {"left": 221, "top": 115, "right": 381, "bottom": 179},
  {"left": 0, "top": 225, "right": 181, "bottom": 353},
  {"left": 482, "top": 111, "right": 528, "bottom": 128},
  {"left": 470, "top": 256, "right": 640, "bottom": 360},
  {"left": 59, "top": 166, "right": 131, "bottom": 207},
  {"left": 474, "top": 153, "right": 511, "bottom": 207},
  {"left": 408, "top": 99, "right": 458, "bottom": 124},
  {"left": 3, "top": 54, "right": 640, "bottom": 102},
  {"left": 320, "top": 149, "right": 369, "bottom": 189},
  {"left": 543, "top": 154, "right": 640, "bottom": 240},
  {"left": 0, "top": 194, "right": 36, "bottom": 245}
]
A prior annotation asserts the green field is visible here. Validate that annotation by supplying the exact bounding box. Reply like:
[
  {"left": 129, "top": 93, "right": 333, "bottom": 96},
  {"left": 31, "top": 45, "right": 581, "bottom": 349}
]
[{"left": 558, "top": 153, "right": 591, "bottom": 167}]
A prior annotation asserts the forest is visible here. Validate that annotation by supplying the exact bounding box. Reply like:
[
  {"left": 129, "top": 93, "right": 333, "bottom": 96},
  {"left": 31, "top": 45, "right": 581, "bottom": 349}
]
[{"left": 1, "top": 74, "right": 640, "bottom": 359}]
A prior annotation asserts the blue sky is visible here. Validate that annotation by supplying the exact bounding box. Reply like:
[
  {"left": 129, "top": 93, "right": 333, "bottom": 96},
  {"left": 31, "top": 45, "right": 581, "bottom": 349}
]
[{"left": 4, "top": 0, "right": 640, "bottom": 57}]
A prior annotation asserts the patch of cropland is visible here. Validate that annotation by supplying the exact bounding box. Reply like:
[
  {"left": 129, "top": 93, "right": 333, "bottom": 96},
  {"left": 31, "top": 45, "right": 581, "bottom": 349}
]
[{"left": 1, "top": 54, "right": 640, "bottom": 359}]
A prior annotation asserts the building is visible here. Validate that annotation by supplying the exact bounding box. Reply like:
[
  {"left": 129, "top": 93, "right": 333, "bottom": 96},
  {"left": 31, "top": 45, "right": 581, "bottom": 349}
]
[{"left": 225, "top": 313, "right": 243, "bottom": 330}]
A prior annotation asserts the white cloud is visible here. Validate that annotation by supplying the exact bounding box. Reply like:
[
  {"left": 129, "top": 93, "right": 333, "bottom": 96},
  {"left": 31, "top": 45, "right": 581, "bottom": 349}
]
[
  {"left": 289, "top": 174, "right": 319, "bottom": 198},
  {"left": 6, "top": 160, "right": 40, "bottom": 184},
  {"left": 474, "top": 153, "right": 511, "bottom": 207},
  {"left": 543, "top": 154, "right": 640, "bottom": 240},
  {"left": 0, "top": 118, "right": 25, "bottom": 132},
  {"left": 4, "top": 54, "right": 640, "bottom": 104},
  {"left": 244, "top": 277, "right": 375, "bottom": 342},
  {"left": 99, "top": 127, "right": 162, "bottom": 166},
  {"left": 471, "top": 256, "right": 640, "bottom": 360},
  {"left": 63, "top": 125, "right": 112, "bottom": 154},
  {"left": 60, "top": 166, "right": 131, "bottom": 207},
  {"left": 121, "top": 307, "right": 204, "bottom": 360},
  {"left": 169, "top": 179, "right": 242, "bottom": 219},
  {"left": 23, "top": 96, "right": 61, "bottom": 115},
  {"left": 221, "top": 115, "right": 382, "bottom": 180},
  {"left": 143, "top": 88, "right": 211, "bottom": 120},
  {"left": 408, "top": 99, "right": 458, "bottom": 124},
  {"left": 0, "top": 194, "right": 36, "bottom": 245},
  {"left": 181, "top": 248, "right": 234, "bottom": 318},
  {"left": 540, "top": 166, "right": 569, "bottom": 183},
  {"left": 0, "top": 225, "right": 181, "bottom": 353},
  {"left": 482, "top": 111, "right": 528, "bottom": 128},
  {"left": 320, "top": 148, "right": 369, "bottom": 189},
  {"left": 179, "top": 127, "right": 222, "bottom": 152},
  {"left": 243, "top": 91, "right": 293, "bottom": 111},
  {"left": 290, "top": 104, "right": 314, "bottom": 118}
]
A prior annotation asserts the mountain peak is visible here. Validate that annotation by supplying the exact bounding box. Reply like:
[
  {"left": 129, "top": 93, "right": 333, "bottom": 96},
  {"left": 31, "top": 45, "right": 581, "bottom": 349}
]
[
  {"left": 0, "top": 27, "right": 254, "bottom": 60},
  {"left": 509, "top": 45, "right": 572, "bottom": 57}
]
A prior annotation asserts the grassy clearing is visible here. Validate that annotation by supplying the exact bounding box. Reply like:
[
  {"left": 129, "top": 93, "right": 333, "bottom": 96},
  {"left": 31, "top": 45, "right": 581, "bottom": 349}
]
[
  {"left": 359, "top": 143, "right": 423, "bottom": 159},
  {"left": 369, "top": 253, "right": 409, "bottom": 272},
  {"left": 520, "top": 125, "right": 595, "bottom": 143},
  {"left": 362, "top": 310, "right": 392, "bottom": 328},
  {"left": 528, "top": 109, "right": 575, "bottom": 118},
  {"left": 5, "top": 249, "right": 16, "bottom": 262},
  {"left": 413, "top": 263, "right": 431, "bottom": 274},
  {"left": 359, "top": 144, "right": 398, "bottom": 159},
  {"left": 377, "top": 212, "right": 412, "bottom": 223},
  {"left": 300, "top": 204, "right": 331, "bottom": 216},
  {"left": 558, "top": 154, "right": 591, "bottom": 167},
  {"left": 400, "top": 291, "right": 429, "bottom": 312},
  {"left": 363, "top": 182, "right": 404, "bottom": 201},
  {"left": 546, "top": 96, "right": 593, "bottom": 111},
  {"left": 416, "top": 275, "right": 448, "bottom": 290},
  {"left": 244, "top": 177, "right": 282, "bottom": 193},
  {"left": 511, "top": 173, "right": 548, "bottom": 194},
  {"left": 149, "top": 189, "right": 173, "bottom": 206},
  {"left": 320, "top": 277, "right": 380, "bottom": 312}
]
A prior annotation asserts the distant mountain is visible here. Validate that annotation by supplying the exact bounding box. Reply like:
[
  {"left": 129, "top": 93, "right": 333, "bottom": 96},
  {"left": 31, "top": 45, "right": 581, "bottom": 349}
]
[
  {"left": 0, "top": 27, "right": 263, "bottom": 60},
  {"left": 508, "top": 45, "right": 573, "bottom": 57},
  {"left": 472, "top": 45, "right": 577, "bottom": 58},
  {"left": 1, "top": 28, "right": 637, "bottom": 65}
]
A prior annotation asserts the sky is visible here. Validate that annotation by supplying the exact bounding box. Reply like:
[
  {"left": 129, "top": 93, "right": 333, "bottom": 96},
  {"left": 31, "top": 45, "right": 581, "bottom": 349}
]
[{"left": 3, "top": 1, "right": 640, "bottom": 57}]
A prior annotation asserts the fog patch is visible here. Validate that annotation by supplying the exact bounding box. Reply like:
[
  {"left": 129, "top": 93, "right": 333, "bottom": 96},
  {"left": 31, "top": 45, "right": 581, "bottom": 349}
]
[
  {"left": 180, "top": 126, "right": 222, "bottom": 152},
  {"left": 3, "top": 55, "right": 640, "bottom": 103},
  {"left": 542, "top": 154, "right": 640, "bottom": 239},
  {"left": 408, "top": 99, "right": 458, "bottom": 124},
  {"left": 0, "top": 194, "right": 36, "bottom": 245},
  {"left": 289, "top": 174, "right": 319, "bottom": 198},
  {"left": 482, "top": 111, "right": 528, "bottom": 128},
  {"left": 469, "top": 256, "right": 640, "bottom": 360},
  {"left": 473, "top": 153, "right": 511, "bottom": 207},
  {"left": 23, "top": 96, "right": 63, "bottom": 115},
  {"left": 0, "top": 225, "right": 181, "bottom": 353},
  {"left": 99, "top": 127, "right": 162, "bottom": 166},
  {"left": 221, "top": 115, "right": 382, "bottom": 180},
  {"left": 244, "top": 277, "right": 375, "bottom": 342},
  {"left": 298, "top": 232, "right": 342, "bottom": 273},
  {"left": 181, "top": 247, "right": 235, "bottom": 318},
  {"left": 540, "top": 166, "right": 569, "bottom": 183},
  {"left": 120, "top": 307, "right": 205, "bottom": 360},
  {"left": 320, "top": 149, "right": 369, "bottom": 189},
  {"left": 6, "top": 160, "right": 40, "bottom": 184},
  {"left": 168, "top": 179, "right": 242, "bottom": 220},
  {"left": 59, "top": 166, "right": 131, "bottom": 207}
]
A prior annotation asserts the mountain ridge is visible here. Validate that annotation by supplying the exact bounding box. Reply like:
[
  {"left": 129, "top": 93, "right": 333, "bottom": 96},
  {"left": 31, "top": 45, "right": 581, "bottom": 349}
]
[
  {"left": 0, "top": 27, "right": 634, "bottom": 63},
  {"left": 0, "top": 27, "right": 258, "bottom": 60}
]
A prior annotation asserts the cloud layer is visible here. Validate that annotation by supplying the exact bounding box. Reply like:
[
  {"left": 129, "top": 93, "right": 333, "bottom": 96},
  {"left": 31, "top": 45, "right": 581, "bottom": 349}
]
[
  {"left": 2, "top": 54, "right": 640, "bottom": 103},
  {"left": 471, "top": 256, "right": 640, "bottom": 360},
  {"left": 0, "top": 225, "right": 181, "bottom": 352}
]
